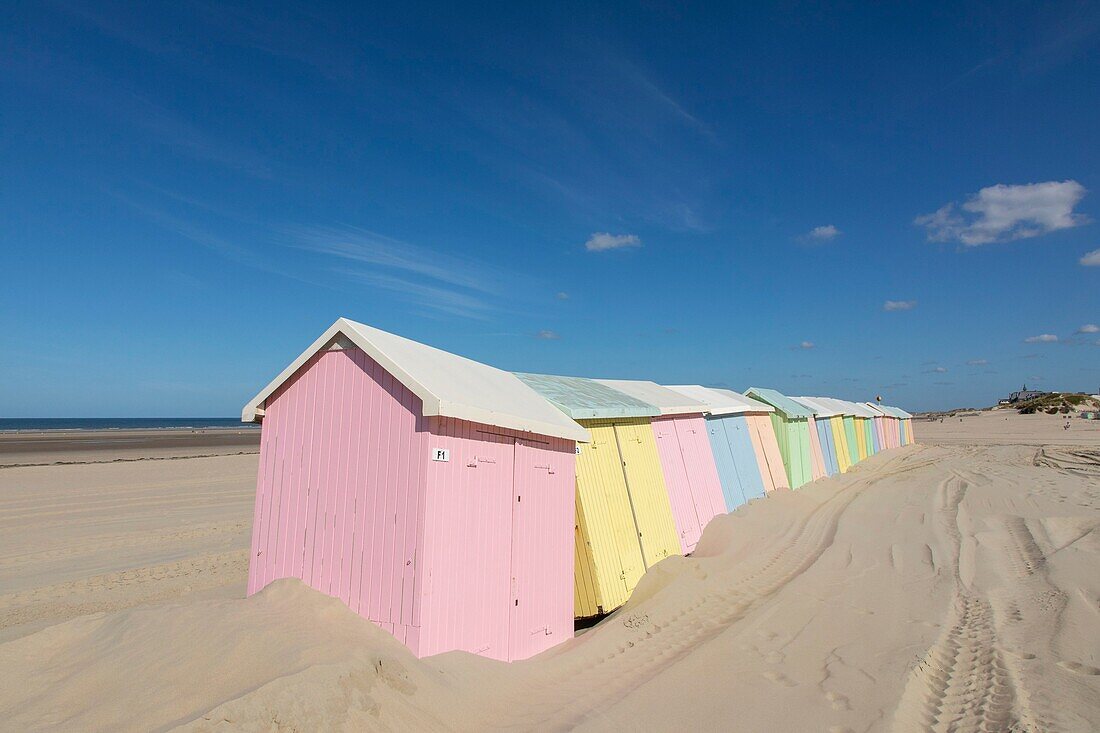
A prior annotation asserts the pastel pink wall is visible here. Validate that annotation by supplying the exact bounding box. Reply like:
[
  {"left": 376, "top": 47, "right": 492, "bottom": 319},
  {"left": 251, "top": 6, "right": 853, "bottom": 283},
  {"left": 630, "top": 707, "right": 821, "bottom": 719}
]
[
  {"left": 248, "top": 346, "right": 427, "bottom": 648},
  {"left": 805, "top": 416, "right": 827, "bottom": 481},
  {"left": 652, "top": 415, "right": 726, "bottom": 554},
  {"left": 873, "top": 416, "right": 889, "bottom": 450},
  {"left": 418, "top": 418, "right": 575, "bottom": 661},
  {"left": 248, "top": 347, "right": 574, "bottom": 662},
  {"left": 745, "top": 414, "right": 790, "bottom": 493}
]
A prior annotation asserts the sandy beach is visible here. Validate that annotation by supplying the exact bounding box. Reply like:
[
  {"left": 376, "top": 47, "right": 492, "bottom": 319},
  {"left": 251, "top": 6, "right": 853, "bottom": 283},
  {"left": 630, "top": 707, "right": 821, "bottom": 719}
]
[{"left": 1, "top": 411, "right": 1098, "bottom": 730}]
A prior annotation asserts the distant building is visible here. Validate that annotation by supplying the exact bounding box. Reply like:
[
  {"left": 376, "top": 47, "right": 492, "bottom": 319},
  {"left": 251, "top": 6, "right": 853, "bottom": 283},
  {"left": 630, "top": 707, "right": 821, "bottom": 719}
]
[{"left": 1007, "top": 385, "right": 1046, "bottom": 403}]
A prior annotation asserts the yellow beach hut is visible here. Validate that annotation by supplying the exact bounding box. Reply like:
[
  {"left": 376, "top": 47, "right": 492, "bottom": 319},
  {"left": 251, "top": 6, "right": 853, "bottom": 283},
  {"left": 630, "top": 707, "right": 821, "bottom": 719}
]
[{"left": 514, "top": 373, "right": 682, "bottom": 617}]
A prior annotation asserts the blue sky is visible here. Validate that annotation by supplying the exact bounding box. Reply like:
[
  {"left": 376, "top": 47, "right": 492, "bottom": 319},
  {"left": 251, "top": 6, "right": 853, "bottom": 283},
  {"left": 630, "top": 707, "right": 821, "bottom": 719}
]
[{"left": 2, "top": 1, "right": 1098, "bottom": 416}]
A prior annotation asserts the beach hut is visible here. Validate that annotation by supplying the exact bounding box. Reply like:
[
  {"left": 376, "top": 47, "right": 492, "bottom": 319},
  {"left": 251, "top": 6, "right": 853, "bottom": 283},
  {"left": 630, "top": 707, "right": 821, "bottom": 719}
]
[
  {"left": 882, "top": 405, "right": 915, "bottom": 445},
  {"left": 864, "top": 403, "right": 890, "bottom": 452},
  {"left": 845, "top": 400, "right": 880, "bottom": 458},
  {"left": 796, "top": 397, "right": 852, "bottom": 474},
  {"left": 792, "top": 397, "right": 841, "bottom": 476},
  {"left": 869, "top": 403, "right": 901, "bottom": 449},
  {"left": 513, "top": 373, "right": 681, "bottom": 618},
  {"left": 744, "top": 388, "right": 818, "bottom": 488},
  {"left": 811, "top": 397, "right": 862, "bottom": 467},
  {"left": 896, "top": 406, "right": 914, "bottom": 445},
  {"left": 900, "top": 407, "right": 916, "bottom": 444},
  {"left": 594, "top": 380, "right": 726, "bottom": 555},
  {"left": 241, "top": 319, "right": 588, "bottom": 662},
  {"left": 666, "top": 385, "right": 789, "bottom": 510}
]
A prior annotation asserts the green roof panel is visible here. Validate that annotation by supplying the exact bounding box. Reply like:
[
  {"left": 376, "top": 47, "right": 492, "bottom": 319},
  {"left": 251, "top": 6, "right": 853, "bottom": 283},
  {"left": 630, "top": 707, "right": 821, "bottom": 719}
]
[
  {"left": 513, "top": 372, "right": 660, "bottom": 420},
  {"left": 744, "top": 387, "right": 815, "bottom": 418}
]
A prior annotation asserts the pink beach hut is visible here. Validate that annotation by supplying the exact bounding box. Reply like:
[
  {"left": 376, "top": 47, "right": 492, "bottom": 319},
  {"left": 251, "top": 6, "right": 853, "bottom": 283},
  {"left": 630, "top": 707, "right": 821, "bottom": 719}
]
[
  {"left": 241, "top": 318, "right": 589, "bottom": 662},
  {"left": 594, "top": 379, "right": 726, "bottom": 554},
  {"left": 665, "top": 385, "right": 790, "bottom": 504}
]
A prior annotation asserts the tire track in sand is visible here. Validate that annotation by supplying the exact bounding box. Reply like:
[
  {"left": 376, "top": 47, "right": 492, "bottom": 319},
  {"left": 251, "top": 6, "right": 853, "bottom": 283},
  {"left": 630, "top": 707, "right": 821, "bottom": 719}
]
[{"left": 891, "top": 470, "right": 1045, "bottom": 732}]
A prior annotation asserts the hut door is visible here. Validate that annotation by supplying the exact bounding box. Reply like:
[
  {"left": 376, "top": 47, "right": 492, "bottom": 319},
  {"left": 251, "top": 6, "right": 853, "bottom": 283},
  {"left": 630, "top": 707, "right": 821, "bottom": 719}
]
[
  {"left": 576, "top": 423, "right": 641, "bottom": 610},
  {"left": 652, "top": 418, "right": 701, "bottom": 552},
  {"left": 508, "top": 438, "right": 568, "bottom": 660},
  {"left": 613, "top": 420, "right": 680, "bottom": 569}
]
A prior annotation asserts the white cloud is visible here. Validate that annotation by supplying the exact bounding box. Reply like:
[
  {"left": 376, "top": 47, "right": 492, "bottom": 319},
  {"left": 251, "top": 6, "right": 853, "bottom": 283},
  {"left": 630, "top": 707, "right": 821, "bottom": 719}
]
[
  {"left": 1024, "top": 334, "right": 1059, "bottom": 343},
  {"left": 536, "top": 330, "right": 561, "bottom": 340},
  {"left": 966, "top": 359, "right": 988, "bottom": 366},
  {"left": 1077, "top": 324, "right": 1099, "bottom": 334},
  {"left": 806, "top": 224, "right": 840, "bottom": 241},
  {"left": 799, "top": 340, "right": 815, "bottom": 350},
  {"left": 926, "top": 366, "right": 949, "bottom": 374},
  {"left": 883, "top": 299, "right": 918, "bottom": 311},
  {"left": 585, "top": 232, "right": 641, "bottom": 251},
  {"left": 915, "top": 180, "right": 1088, "bottom": 246},
  {"left": 555, "top": 291, "right": 570, "bottom": 300},
  {"left": 1081, "top": 249, "right": 1100, "bottom": 266}
]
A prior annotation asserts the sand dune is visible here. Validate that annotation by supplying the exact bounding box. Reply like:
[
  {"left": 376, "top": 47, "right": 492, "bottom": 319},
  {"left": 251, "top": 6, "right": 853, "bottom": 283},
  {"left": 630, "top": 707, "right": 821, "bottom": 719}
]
[{"left": 1, "top": 413, "right": 1098, "bottom": 730}]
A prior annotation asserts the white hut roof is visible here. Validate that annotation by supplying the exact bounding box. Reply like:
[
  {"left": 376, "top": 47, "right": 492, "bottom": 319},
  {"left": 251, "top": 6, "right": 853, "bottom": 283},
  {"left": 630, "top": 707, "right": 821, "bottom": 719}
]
[
  {"left": 793, "top": 396, "right": 842, "bottom": 417},
  {"left": 835, "top": 399, "right": 880, "bottom": 418},
  {"left": 804, "top": 397, "right": 864, "bottom": 418},
  {"left": 593, "top": 379, "right": 706, "bottom": 416},
  {"left": 664, "top": 385, "right": 774, "bottom": 416},
  {"left": 241, "top": 318, "right": 590, "bottom": 442}
]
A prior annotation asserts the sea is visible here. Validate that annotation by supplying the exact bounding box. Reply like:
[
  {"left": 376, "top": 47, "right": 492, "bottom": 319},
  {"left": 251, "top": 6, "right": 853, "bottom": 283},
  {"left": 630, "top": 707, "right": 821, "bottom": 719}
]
[{"left": 0, "top": 418, "right": 258, "bottom": 432}]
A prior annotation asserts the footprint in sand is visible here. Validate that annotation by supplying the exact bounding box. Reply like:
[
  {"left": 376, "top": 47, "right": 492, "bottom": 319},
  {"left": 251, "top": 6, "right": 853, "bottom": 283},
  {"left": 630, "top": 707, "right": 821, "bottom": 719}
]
[
  {"left": 1059, "top": 660, "right": 1100, "bottom": 676},
  {"left": 762, "top": 670, "right": 797, "bottom": 687},
  {"left": 824, "top": 691, "right": 850, "bottom": 711}
]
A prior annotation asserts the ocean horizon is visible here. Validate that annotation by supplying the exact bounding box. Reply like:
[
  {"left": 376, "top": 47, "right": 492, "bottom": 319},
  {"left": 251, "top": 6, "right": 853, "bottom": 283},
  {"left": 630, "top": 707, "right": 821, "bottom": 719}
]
[{"left": 0, "top": 418, "right": 258, "bottom": 432}]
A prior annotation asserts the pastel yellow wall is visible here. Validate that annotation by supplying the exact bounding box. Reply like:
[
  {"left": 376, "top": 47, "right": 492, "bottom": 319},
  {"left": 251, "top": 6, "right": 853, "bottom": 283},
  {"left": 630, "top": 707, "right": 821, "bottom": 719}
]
[
  {"left": 853, "top": 418, "right": 869, "bottom": 461},
  {"left": 572, "top": 418, "right": 681, "bottom": 617},
  {"left": 828, "top": 416, "right": 852, "bottom": 473}
]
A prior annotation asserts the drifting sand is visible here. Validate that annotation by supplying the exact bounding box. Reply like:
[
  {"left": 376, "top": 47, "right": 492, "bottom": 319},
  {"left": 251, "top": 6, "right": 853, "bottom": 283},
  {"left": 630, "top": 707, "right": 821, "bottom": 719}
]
[{"left": 1, "top": 413, "right": 1098, "bottom": 731}]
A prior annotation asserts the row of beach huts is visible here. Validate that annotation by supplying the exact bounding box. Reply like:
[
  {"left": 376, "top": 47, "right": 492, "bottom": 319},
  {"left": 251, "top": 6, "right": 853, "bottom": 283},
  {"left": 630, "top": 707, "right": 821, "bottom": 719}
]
[{"left": 242, "top": 319, "right": 915, "bottom": 662}]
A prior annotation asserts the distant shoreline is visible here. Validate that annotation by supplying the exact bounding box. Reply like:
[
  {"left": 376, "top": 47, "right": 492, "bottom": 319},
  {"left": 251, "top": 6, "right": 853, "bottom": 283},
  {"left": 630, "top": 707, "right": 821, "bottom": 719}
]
[
  {"left": 0, "top": 425, "right": 258, "bottom": 434},
  {"left": 0, "top": 418, "right": 258, "bottom": 433},
  {"left": 0, "top": 427, "right": 261, "bottom": 467}
]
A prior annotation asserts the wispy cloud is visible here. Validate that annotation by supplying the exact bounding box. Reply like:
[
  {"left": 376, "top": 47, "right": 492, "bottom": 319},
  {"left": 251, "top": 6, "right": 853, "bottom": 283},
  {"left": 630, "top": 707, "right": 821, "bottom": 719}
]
[
  {"left": 915, "top": 181, "right": 1088, "bottom": 246},
  {"left": 292, "top": 226, "right": 497, "bottom": 293},
  {"left": 923, "top": 366, "right": 948, "bottom": 374},
  {"left": 110, "top": 191, "right": 316, "bottom": 284},
  {"left": 337, "top": 269, "right": 492, "bottom": 320},
  {"left": 1076, "top": 324, "right": 1099, "bottom": 334},
  {"left": 585, "top": 232, "right": 641, "bottom": 252},
  {"left": 804, "top": 224, "right": 840, "bottom": 241},
  {"left": 1081, "top": 249, "right": 1100, "bottom": 266},
  {"left": 616, "top": 59, "right": 714, "bottom": 139},
  {"left": 883, "top": 299, "right": 917, "bottom": 311},
  {"left": 555, "top": 291, "right": 570, "bottom": 300},
  {"left": 536, "top": 330, "right": 561, "bottom": 340},
  {"left": 291, "top": 226, "right": 525, "bottom": 319},
  {"left": 799, "top": 341, "right": 815, "bottom": 350},
  {"left": 1024, "top": 334, "right": 1059, "bottom": 343},
  {"left": 966, "top": 359, "right": 988, "bottom": 366}
]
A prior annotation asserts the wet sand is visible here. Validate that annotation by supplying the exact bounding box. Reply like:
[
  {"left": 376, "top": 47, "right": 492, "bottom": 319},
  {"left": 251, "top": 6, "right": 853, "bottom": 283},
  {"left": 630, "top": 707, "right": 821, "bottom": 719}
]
[{"left": 0, "top": 428, "right": 260, "bottom": 467}]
